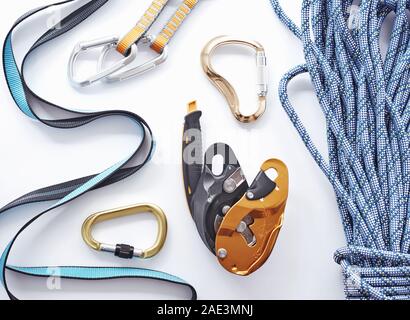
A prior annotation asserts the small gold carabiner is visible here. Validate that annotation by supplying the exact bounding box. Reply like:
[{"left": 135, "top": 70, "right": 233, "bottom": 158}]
[
  {"left": 201, "top": 36, "right": 268, "bottom": 123},
  {"left": 81, "top": 203, "right": 167, "bottom": 259}
]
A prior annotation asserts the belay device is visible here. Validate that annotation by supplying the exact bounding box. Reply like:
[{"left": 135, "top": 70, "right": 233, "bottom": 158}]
[{"left": 182, "top": 101, "right": 289, "bottom": 276}]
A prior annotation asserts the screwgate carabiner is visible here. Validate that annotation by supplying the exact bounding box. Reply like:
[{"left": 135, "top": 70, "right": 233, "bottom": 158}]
[
  {"left": 201, "top": 36, "right": 268, "bottom": 123},
  {"left": 82, "top": 203, "right": 167, "bottom": 259}
]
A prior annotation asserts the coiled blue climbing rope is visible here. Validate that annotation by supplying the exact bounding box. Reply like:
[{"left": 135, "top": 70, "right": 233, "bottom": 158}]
[
  {"left": 269, "top": 0, "right": 410, "bottom": 300},
  {"left": 1, "top": 0, "right": 196, "bottom": 300}
]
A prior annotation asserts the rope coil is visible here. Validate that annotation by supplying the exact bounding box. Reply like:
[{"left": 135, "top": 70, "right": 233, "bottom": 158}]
[{"left": 269, "top": 0, "right": 410, "bottom": 300}]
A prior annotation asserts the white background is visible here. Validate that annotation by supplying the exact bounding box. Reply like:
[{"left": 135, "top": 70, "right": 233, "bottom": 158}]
[{"left": 0, "top": 0, "right": 346, "bottom": 300}]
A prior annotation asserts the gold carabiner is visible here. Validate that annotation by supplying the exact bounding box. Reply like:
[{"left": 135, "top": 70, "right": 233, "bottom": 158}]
[
  {"left": 81, "top": 203, "right": 167, "bottom": 259},
  {"left": 215, "top": 159, "right": 289, "bottom": 276},
  {"left": 201, "top": 36, "right": 268, "bottom": 123}
]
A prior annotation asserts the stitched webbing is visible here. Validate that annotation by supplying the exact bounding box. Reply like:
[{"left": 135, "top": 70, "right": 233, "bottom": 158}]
[
  {"left": 116, "top": 0, "right": 169, "bottom": 55},
  {"left": 117, "top": 0, "right": 199, "bottom": 55},
  {"left": 150, "top": 0, "right": 199, "bottom": 54}
]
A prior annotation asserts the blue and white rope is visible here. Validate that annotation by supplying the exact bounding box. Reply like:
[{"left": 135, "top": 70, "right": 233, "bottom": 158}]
[{"left": 269, "top": 0, "right": 410, "bottom": 300}]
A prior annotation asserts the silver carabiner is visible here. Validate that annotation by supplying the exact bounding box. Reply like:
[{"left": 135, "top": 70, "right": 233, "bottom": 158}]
[
  {"left": 68, "top": 36, "right": 138, "bottom": 87},
  {"left": 97, "top": 35, "right": 168, "bottom": 83}
]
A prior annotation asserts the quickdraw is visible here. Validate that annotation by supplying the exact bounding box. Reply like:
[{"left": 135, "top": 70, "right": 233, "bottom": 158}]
[
  {"left": 182, "top": 101, "right": 289, "bottom": 276},
  {"left": 69, "top": 0, "right": 200, "bottom": 86},
  {"left": 201, "top": 36, "right": 268, "bottom": 123},
  {"left": 1, "top": 0, "right": 196, "bottom": 300}
]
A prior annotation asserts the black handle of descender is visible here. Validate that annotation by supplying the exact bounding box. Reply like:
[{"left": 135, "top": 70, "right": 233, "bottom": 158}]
[
  {"left": 182, "top": 107, "right": 203, "bottom": 207},
  {"left": 246, "top": 171, "right": 277, "bottom": 200}
]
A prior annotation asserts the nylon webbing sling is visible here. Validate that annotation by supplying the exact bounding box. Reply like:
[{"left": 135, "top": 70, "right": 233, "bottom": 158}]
[
  {"left": 1, "top": 0, "right": 196, "bottom": 300},
  {"left": 117, "top": 0, "right": 199, "bottom": 55}
]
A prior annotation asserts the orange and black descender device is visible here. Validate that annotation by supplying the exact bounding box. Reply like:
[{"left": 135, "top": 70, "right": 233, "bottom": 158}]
[{"left": 182, "top": 101, "right": 289, "bottom": 276}]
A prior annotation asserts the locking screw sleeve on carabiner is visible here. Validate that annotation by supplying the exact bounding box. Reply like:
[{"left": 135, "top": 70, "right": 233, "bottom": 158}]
[
  {"left": 115, "top": 244, "right": 137, "bottom": 259},
  {"left": 256, "top": 51, "right": 268, "bottom": 97},
  {"left": 98, "top": 243, "right": 142, "bottom": 259}
]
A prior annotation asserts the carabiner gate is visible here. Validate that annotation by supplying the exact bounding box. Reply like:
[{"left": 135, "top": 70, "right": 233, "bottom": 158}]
[
  {"left": 81, "top": 203, "right": 168, "bottom": 259},
  {"left": 201, "top": 36, "right": 268, "bottom": 123},
  {"left": 68, "top": 36, "right": 138, "bottom": 87},
  {"left": 98, "top": 35, "right": 168, "bottom": 83}
]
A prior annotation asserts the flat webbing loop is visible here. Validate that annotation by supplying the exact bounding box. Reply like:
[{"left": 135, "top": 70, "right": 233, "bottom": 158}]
[
  {"left": 1, "top": 0, "right": 196, "bottom": 300},
  {"left": 116, "top": 0, "right": 169, "bottom": 55},
  {"left": 150, "top": 0, "right": 199, "bottom": 54},
  {"left": 269, "top": 0, "right": 410, "bottom": 300},
  {"left": 117, "top": 0, "right": 199, "bottom": 55}
]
